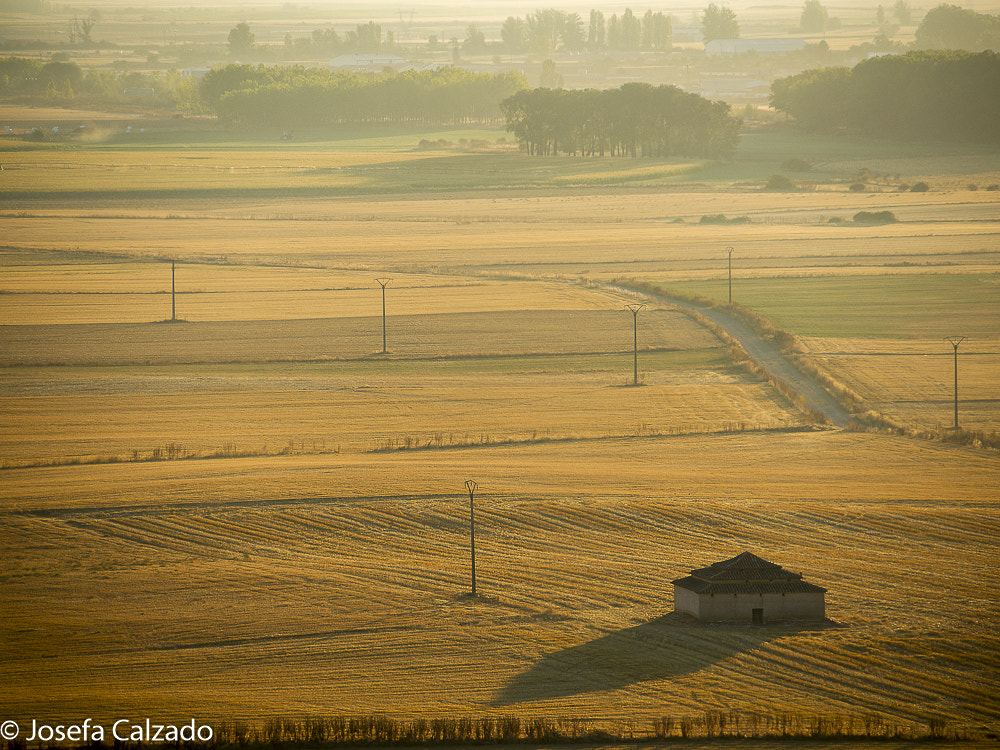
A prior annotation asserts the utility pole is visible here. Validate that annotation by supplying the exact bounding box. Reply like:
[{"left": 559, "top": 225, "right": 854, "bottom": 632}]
[
  {"left": 465, "top": 479, "right": 478, "bottom": 596},
  {"left": 375, "top": 278, "right": 391, "bottom": 354},
  {"left": 625, "top": 303, "right": 645, "bottom": 386},
  {"left": 727, "top": 246, "right": 734, "bottom": 304},
  {"left": 945, "top": 336, "right": 967, "bottom": 430},
  {"left": 171, "top": 260, "right": 176, "bottom": 321}
]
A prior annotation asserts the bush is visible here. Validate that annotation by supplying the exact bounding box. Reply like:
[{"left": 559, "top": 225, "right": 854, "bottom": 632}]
[
  {"left": 849, "top": 182, "right": 866, "bottom": 192},
  {"left": 828, "top": 216, "right": 844, "bottom": 223},
  {"left": 986, "top": 184, "right": 999, "bottom": 191},
  {"left": 765, "top": 173, "right": 797, "bottom": 191},
  {"left": 699, "top": 214, "right": 751, "bottom": 225},
  {"left": 910, "top": 181, "right": 929, "bottom": 192},
  {"left": 853, "top": 210, "right": 898, "bottom": 224}
]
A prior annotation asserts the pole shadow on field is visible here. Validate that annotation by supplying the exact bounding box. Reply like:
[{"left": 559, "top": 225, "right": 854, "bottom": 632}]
[{"left": 493, "top": 612, "right": 827, "bottom": 706}]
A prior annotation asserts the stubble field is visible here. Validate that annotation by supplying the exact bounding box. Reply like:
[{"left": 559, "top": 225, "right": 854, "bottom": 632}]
[{"left": 1, "top": 126, "right": 998, "bottom": 738}]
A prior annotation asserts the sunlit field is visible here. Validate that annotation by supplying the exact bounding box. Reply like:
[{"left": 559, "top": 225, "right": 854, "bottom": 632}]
[
  {"left": 1, "top": 124, "right": 998, "bottom": 738},
  {"left": 2, "top": 434, "right": 998, "bottom": 730}
]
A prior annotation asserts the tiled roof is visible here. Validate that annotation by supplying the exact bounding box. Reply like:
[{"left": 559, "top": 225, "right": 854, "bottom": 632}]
[{"left": 672, "top": 551, "right": 826, "bottom": 595}]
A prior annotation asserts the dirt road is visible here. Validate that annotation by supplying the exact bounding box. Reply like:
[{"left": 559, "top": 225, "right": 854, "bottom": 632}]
[{"left": 618, "top": 286, "right": 853, "bottom": 428}]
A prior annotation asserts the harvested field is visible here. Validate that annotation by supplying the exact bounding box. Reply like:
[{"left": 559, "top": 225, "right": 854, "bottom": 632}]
[
  {"left": 2, "top": 432, "right": 998, "bottom": 730},
  {"left": 0, "top": 127, "right": 997, "bottom": 738}
]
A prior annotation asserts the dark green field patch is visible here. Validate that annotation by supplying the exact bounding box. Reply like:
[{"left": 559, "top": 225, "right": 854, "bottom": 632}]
[{"left": 655, "top": 274, "right": 1000, "bottom": 339}]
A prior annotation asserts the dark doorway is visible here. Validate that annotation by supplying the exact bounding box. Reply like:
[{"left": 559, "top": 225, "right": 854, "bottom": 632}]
[{"left": 752, "top": 608, "right": 764, "bottom": 625}]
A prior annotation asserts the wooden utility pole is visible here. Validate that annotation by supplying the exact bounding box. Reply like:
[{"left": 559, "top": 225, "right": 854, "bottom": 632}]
[
  {"left": 945, "top": 336, "right": 967, "bottom": 429},
  {"left": 465, "top": 479, "right": 478, "bottom": 595},
  {"left": 625, "top": 304, "right": 645, "bottom": 385},
  {"left": 375, "top": 278, "right": 391, "bottom": 353},
  {"left": 727, "top": 246, "right": 734, "bottom": 304}
]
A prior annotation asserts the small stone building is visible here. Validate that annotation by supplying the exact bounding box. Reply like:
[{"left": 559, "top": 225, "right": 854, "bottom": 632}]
[{"left": 672, "top": 551, "right": 826, "bottom": 624}]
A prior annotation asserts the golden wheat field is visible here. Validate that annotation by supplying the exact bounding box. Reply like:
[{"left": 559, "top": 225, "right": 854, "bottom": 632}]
[{"left": 1, "top": 131, "right": 998, "bottom": 739}]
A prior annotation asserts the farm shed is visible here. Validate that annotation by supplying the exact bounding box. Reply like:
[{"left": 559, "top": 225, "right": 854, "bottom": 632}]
[{"left": 672, "top": 552, "right": 825, "bottom": 624}]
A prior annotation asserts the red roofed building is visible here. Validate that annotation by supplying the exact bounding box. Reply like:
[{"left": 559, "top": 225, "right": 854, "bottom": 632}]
[{"left": 672, "top": 552, "right": 826, "bottom": 624}]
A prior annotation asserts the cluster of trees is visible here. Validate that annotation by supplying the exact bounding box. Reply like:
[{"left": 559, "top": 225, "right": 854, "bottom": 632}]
[
  {"left": 226, "top": 21, "right": 397, "bottom": 58},
  {"left": 500, "top": 83, "right": 739, "bottom": 158},
  {"left": 0, "top": 56, "right": 199, "bottom": 108},
  {"left": 770, "top": 50, "right": 1000, "bottom": 142},
  {"left": 915, "top": 4, "right": 1000, "bottom": 50},
  {"left": 201, "top": 64, "right": 527, "bottom": 127},
  {"left": 280, "top": 22, "right": 397, "bottom": 58},
  {"left": 498, "top": 8, "right": 672, "bottom": 54}
]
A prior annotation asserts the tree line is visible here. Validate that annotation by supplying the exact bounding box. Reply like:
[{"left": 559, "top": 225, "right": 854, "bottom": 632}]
[
  {"left": 770, "top": 49, "right": 1000, "bottom": 142},
  {"left": 915, "top": 4, "right": 1000, "bottom": 50},
  {"left": 201, "top": 64, "right": 528, "bottom": 127},
  {"left": 495, "top": 8, "right": 672, "bottom": 54},
  {"left": 500, "top": 83, "right": 739, "bottom": 158},
  {"left": 0, "top": 56, "right": 200, "bottom": 109}
]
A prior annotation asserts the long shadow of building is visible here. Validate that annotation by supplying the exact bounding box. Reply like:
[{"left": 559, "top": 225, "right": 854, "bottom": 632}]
[{"left": 494, "top": 612, "right": 828, "bottom": 706}]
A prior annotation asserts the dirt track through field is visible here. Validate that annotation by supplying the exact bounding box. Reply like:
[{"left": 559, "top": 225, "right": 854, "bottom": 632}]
[{"left": 620, "top": 286, "right": 852, "bottom": 428}]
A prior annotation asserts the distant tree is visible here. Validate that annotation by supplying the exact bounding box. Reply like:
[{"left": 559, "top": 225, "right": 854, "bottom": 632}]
[
  {"left": 562, "top": 12, "right": 586, "bottom": 52},
  {"left": 607, "top": 14, "right": 621, "bottom": 49},
  {"left": 765, "top": 174, "right": 797, "bottom": 191},
  {"left": 462, "top": 24, "right": 488, "bottom": 55},
  {"left": 915, "top": 4, "right": 1000, "bottom": 50},
  {"left": 501, "top": 82, "right": 739, "bottom": 159},
  {"left": 619, "top": 8, "right": 642, "bottom": 49},
  {"left": 854, "top": 210, "right": 897, "bottom": 224},
  {"left": 769, "top": 65, "right": 853, "bottom": 131},
  {"left": 876, "top": 5, "right": 886, "bottom": 24},
  {"left": 227, "top": 22, "right": 255, "bottom": 56},
  {"left": 772, "top": 50, "right": 1000, "bottom": 143},
  {"left": 501, "top": 17, "right": 528, "bottom": 53},
  {"left": 527, "top": 9, "right": 564, "bottom": 55},
  {"left": 70, "top": 16, "right": 95, "bottom": 46},
  {"left": 701, "top": 3, "right": 739, "bottom": 43},
  {"left": 356, "top": 21, "right": 382, "bottom": 53},
  {"left": 540, "top": 58, "right": 563, "bottom": 88},
  {"left": 893, "top": 0, "right": 912, "bottom": 25},
  {"left": 800, "top": 0, "right": 829, "bottom": 33},
  {"left": 37, "top": 59, "right": 83, "bottom": 98},
  {"left": 588, "top": 9, "right": 606, "bottom": 51},
  {"left": 642, "top": 10, "right": 672, "bottom": 50}
]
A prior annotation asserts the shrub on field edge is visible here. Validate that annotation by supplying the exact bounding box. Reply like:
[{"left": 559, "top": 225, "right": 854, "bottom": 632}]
[
  {"left": 206, "top": 711, "right": 960, "bottom": 746},
  {"left": 853, "top": 210, "right": 898, "bottom": 224},
  {"left": 765, "top": 173, "right": 797, "bottom": 191},
  {"left": 699, "top": 214, "right": 751, "bottom": 225},
  {"left": 849, "top": 182, "right": 866, "bottom": 192},
  {"left": 910, "top": 181, "right": 929, "bottom": 192}
]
